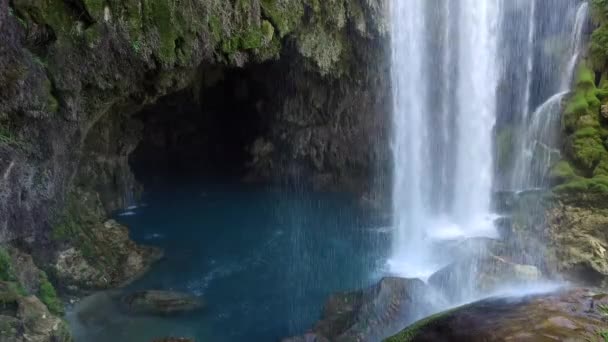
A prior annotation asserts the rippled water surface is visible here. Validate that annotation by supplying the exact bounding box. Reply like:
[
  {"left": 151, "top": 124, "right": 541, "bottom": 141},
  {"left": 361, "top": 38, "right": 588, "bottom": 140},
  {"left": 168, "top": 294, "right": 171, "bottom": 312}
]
[{"left": 68, "top": 185, "right": 390, "bottom": 342}]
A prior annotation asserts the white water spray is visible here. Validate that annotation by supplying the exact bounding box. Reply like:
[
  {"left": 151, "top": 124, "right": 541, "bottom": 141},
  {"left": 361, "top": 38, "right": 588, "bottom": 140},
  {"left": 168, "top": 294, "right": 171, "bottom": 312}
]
[
  {"left": 389, "top": 0, "right": 589, "bottom": 309},
  {"left": 390, "top": 1, "right": 499, "bottom": 278}
]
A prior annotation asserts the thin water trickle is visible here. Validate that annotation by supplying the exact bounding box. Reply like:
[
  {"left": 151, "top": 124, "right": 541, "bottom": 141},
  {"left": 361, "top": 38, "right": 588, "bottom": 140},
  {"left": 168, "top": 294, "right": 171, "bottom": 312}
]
[{"left": 511, "top": 1, "right": 589, "bottom": 191}]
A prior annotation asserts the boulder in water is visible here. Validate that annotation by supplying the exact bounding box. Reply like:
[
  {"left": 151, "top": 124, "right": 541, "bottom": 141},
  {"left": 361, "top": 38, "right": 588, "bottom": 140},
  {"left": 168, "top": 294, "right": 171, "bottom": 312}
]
[
  {"left": 428, "top": 255, "right": 541, "bottom": 302},
  {"left": 283, "top": 277, "right": 436, "bottom": 342},
  {"left": 385, "top": 287, "right": 608, "bottom": 341},
  {"left": 122, "top": 290, "right": 204, "bottom": 315}
]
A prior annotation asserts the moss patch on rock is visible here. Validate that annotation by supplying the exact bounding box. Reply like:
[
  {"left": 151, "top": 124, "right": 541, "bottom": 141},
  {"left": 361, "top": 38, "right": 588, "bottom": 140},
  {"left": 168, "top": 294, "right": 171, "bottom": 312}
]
[
  {"left": 38, "top": 271, "right": 63, "bottom": 315},
  {"left": 384, "top": 307, "right": 461, "bottom": 342}
]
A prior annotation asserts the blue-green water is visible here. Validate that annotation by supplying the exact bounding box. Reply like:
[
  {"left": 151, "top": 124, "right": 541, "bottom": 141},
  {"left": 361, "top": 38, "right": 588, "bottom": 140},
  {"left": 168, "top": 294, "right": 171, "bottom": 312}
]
[{"left": 69, "top": 185, "right": 390, "bottom": 342}]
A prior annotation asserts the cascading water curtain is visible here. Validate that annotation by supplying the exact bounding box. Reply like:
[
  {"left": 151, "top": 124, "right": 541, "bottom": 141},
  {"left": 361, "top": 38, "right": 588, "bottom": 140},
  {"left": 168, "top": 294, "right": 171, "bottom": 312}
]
[
  {"left": 389, "top": 0, "right": 588, "bottom": 308},
  {"left": 389, "top": 0, "right": 498, "bottom": 279}
]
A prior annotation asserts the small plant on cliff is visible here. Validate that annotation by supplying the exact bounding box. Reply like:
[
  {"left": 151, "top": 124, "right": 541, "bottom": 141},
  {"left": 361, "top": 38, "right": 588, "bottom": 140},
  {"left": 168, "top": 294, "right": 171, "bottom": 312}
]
[
  {"left": 0, "top": 249, "right": 13, "bottom": 282},
  {"left": 38, "top": 272, "right": 63, "bottom": 315},
  {"left": 599, "top": 303, "right": 608, "bottom": 316}
]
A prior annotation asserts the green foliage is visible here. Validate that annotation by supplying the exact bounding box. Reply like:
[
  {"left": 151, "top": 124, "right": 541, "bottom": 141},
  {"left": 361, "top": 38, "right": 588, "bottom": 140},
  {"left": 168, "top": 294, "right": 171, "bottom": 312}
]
[
  {"left": 550, "top": 160, "right": 577, "bottom": 183},
  {"left": 143, "top": 0, "right": 176, "bottom": 63},
  {"left": 0, "top": 249, "right": 14, "bottom": 282},
  {"left": 599, "top": 330, "right": 608, "bottom": 342},
  {"left": 599, "top": 303, "right": 608, "bottom": 316},
  {"left": 0, "top": 249, "right": 27, "bottom": 297},
  {"left": 38, "top": 272, "right": 63, "bottom": 315},
  {"left": 571, "top": 132, "right": 606, "bottom": 171},
  {"left": 564, "top": 64, "right": 605, "bottom": 127},
  {"left": 0, "top": 125, "right": 22, "bottom": 148}
]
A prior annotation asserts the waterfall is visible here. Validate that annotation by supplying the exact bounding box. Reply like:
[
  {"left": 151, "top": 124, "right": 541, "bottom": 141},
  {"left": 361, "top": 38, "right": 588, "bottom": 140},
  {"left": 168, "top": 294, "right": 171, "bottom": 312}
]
[
  {"left": 511, "top": 1, "right": 589, "bottom": 191},
  {"left": 389, "top": 0, "right": 589, "bottom": 309},
  {"left": 563, "top": 2, "right": 590, "bottom": 92},
  {"left": 389, "top": 1, "right": 499, "bottom": 278}
]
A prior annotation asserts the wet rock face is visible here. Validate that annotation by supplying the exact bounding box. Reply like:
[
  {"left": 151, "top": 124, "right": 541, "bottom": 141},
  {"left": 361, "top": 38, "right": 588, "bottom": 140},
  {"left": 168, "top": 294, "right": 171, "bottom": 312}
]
[
  {"left": 283, "top": 277, "right": 436, "bottom": 342},
  {"left": 546, "top": 199, "right": 608, "bottom": 288},
  {"left": 387, "top": 288, "right": 608, "bottom": 342},
  {"left": 122, "top": 290, "right": 204, "bottom": 316}
]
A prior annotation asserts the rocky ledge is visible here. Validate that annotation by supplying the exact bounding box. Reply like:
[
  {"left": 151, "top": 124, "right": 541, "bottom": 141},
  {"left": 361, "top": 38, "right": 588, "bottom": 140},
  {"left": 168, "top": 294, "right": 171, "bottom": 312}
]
[
  {"left": 0, "top": 281, "right": 71, "bottom": 342},
  {"left": 388, "top": 287, "right": 608, "bottom": 342},
  {"left": 287, "top": 276, "right": 608, "bottom": 342}
]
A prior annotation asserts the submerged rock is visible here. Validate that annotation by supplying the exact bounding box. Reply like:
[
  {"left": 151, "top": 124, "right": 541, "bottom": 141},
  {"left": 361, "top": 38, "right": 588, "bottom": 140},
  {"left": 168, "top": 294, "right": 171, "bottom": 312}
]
[
  {"left": 283, "top": 277, "right": 436, "bottom": 342},
  {"left": 386, "top": 287, "right": 608, "bottom": 341},
  {"left": 122, "top": 290, "right": 204, "bottom": 315}
]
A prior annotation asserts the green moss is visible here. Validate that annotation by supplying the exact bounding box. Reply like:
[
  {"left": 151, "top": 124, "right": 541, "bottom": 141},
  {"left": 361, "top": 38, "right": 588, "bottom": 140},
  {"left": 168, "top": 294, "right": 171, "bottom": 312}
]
[
  {"left": 550, "top": 160, "right": 577, "bottom": 183},
  {"left": 564, "top": 64, "right": 604, "bottom": 127},
  {"left": 13, "top": 0, "right": 77, "bottom": 37},
  {"left": 38, "top": 272, "right": 63, "bottom": 315},
  {"left": 297, "top": 24, "right": 346, "bottom": 76},
  {"left": 595, "top": 157, "right": 608, "bottom": 177},
  {"left": 599, "top": 330, "right": 608, "bottom": 342},
  {"left": 221, "top": 36, "right": 241, "bottom": 55},
  {"left": 208, "top": 16, "right": 223, "bottom": 44},
  {"left": 261, "top": 20, "right": 275, "bottom": 43},
  {"left": 384, "top": 307, "right": 461, "bottom": 342},
  {"left": 0, "top": 250, "right": 27, "bottom": 297},
  {"left": 571, "top": 132, "right": 606, "bottom": 171},
  {"left": 554, "top": 175, "right": 608, "bottom": 194},
  {"left": 143, "top": 0, "right": 177, "bottom": 64},
  {"left": 260, "top": 0, "right": 304, "bottom": 37},
  {"left": 82, "top": 0, "right": 105, "bottom": 20},
  {"left": 241, "top": 29, "right": 265, "bottom": 50},
  {"left": 591, "top": 21, "right": 608, "bottom": 69}
]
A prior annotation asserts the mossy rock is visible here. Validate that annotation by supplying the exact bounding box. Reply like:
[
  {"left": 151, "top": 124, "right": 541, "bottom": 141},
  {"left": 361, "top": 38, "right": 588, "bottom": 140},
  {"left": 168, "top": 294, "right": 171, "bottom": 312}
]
[
  {"left": 549, "top": 160, "right": 577, "bottom": 183},
  {"left": 260, "top": 0, "right": 304, "bottom": 37},
  {"left": 385, "top": 288, "right": 608, "bottom": 341}
]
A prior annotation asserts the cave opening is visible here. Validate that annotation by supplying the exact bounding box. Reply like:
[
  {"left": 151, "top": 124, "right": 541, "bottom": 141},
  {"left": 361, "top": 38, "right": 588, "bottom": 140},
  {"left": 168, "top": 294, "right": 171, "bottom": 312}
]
[{"left": 130, "top": 64, "right": 276, "bottom": 189}]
